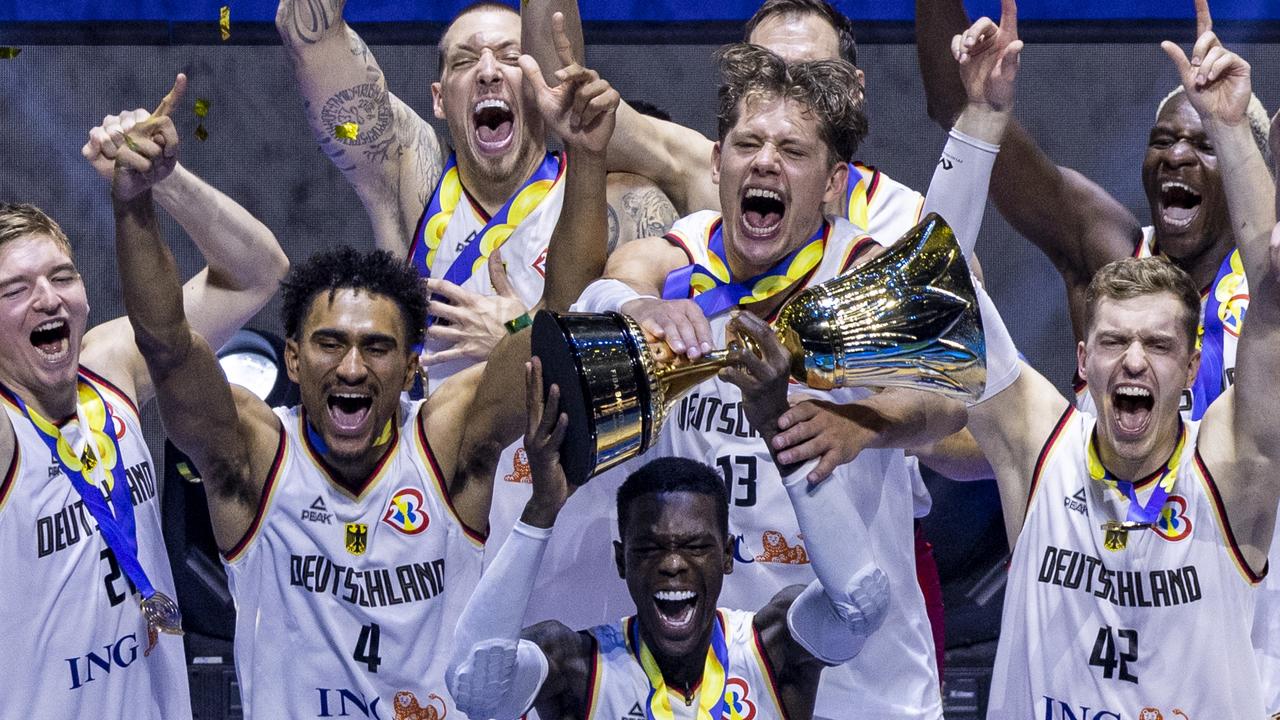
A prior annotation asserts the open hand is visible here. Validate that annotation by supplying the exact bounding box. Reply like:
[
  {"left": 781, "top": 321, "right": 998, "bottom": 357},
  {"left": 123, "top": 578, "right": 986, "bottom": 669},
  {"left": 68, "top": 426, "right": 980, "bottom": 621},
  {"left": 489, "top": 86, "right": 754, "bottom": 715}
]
[
  {"left": 952, "top": 0, "right": 1022, "bottom": 113},
  {"left": 111, "top": 74, "right": 186, "bottom": 201},
  {"left": 518, "top": 12, "right": 619, "bottom": 153},
  {"left": 422, "top": 250, "right": 528, "bottom": 366},
  {"left": 621, "top": 296, "right": 714, "bottom": 360},
  {"left": 520, "top": 357, "right": 572, "bottom": 527}
]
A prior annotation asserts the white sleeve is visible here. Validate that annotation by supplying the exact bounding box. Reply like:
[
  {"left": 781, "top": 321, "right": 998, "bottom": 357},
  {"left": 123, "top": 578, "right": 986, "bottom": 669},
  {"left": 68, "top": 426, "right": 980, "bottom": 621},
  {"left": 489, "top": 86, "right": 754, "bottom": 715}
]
[
  {"left": 971, "top": 275, "right": 1022, "bottom": 405},
  {"left": 446, "top": 521, "right": 552, "bottom": 720},
  {"left": 572, "top": 278, "right": 655, "bottom": 313},
  {"left": 921, "top": 128, "right": 999, "bottom": 260},
  {"left": 782, "top": 457, "right": 890, "bottom": 664}
]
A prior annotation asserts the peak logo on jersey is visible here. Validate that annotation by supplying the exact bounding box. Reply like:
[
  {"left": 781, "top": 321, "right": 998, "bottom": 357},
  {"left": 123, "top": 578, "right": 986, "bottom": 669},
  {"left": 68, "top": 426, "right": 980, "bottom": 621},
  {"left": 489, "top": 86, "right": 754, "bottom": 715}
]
[
  {"left": 392, "top": 690, "right": 447, "bottom": 720},
  {"left": 722, "top": 677, "right": 756, "bottom": 720},
  {"left": 1138, "top": 708, "right": 1190, "bottom": 720},
  {"left": 624, "top": 702, "right": 646, "bottom": 719},
  {"left": 754, "top": 531, "right": 808, "bottom": 564},
  {"left": 345, "top": 522, "right": 369, "bottom": 555},
  {"left": 302, "top": 495, "right": 334, "bottom": 524},
  {"left": 1151, "top": 495, "right": 1192, "bottom": 542},
  {"left": 382, "top": 488, "right": 430, "bottom": 535},
  {"left": 1065, "top": 488, "right": 1086, "bottom": 515},
  {"left": 504, "top": 448, "right": 532, "bottom": 484}
]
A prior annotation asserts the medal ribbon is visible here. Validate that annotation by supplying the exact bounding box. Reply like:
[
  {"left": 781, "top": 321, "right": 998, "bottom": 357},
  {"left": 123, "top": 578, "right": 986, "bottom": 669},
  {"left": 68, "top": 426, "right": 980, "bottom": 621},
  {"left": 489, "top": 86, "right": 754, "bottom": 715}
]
[
  {"left": 16, "top": 380, "right": 159, "bottom": 600},
  {"left": 842, "top": 162, "right": 870, "bottom": 229},
  {"left": 1087, "top": 423, "right": 1187, "bottom": 525},
  {"left": 626, "top": 612, "right": 729, "bottom": 720},
  {"left": 661, "top": 220, "right": 828, "bottom": 317},
  {"left": 1191, "top": 248, "right": 1248, "bottom": 420},
  {"left": 408, "top": 151, "right": 562, "bottom": 285}
]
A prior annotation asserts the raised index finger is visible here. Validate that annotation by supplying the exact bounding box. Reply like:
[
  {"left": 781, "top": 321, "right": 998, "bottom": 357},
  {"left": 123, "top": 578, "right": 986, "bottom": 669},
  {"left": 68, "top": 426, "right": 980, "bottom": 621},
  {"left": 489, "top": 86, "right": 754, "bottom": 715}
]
[
  {"left": 151, "top": 73, "right": 188, "bottom": 119},
  {"left": 1195, "top": 0, "right": 1213, "bottom": 38},
  {"left": 551, "top": 12, "right": 576, "bottom": 69},
  {"left": 1000, "top": 0, "right": 1018, "bottom": 37}
]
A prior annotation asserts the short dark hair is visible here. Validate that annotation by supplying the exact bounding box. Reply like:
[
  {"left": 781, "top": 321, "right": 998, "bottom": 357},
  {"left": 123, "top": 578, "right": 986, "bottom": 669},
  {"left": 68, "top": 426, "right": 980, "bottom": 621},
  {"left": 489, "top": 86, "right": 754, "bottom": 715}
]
[
  {"left": 1084, "top": 256, "right": 1201, "bottom": 351},
  {"left": 617, "top": 457, "right": 730, "bottom": 540},
  {"left": 716, "top": 43, "right": 867, "bottom": 163},
  {"left": 743, "top": 0, "right": 858, "bottom": 67},
  {"left": 437, "top": 1, "right": 520, "bottom": 77},
  {"left": 280, "top": 246, "right": 427, "bottom": 348}
]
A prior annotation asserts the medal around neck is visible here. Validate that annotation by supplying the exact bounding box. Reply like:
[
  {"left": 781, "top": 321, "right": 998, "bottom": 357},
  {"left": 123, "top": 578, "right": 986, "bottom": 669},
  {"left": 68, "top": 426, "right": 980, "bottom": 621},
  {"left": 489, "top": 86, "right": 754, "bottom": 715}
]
[
  {"left": 533, "top": 213, "right": 987, "bottom": 486},
  {"left": 141, "top": 591, "right": 185, "bottom": 655}
]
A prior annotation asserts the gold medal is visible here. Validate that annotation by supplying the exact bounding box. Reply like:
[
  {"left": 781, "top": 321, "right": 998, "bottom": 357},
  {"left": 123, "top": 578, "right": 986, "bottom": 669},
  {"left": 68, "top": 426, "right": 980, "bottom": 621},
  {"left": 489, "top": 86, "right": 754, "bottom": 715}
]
[
  {"left": 141, "top": 591, "right": 184, "bottom": 656},
  {"left": 1100, "top": 520, "right": 1148, "bottom": 552}
]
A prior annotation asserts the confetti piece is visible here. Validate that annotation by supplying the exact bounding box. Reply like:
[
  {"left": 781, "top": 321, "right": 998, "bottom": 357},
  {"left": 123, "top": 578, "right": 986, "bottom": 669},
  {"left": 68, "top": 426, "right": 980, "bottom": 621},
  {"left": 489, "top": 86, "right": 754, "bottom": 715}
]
[
  {"left": 220, "top": 6, "right": 231, "bottom": 41},
  {"left": 0, "top": 48, "right": 20, "bottom": 60},
  {"left": 194, "top": 98, "right": 210, "bottom": 118},
  {"left": 334, "top": 122, "right": 359, "bottom": 141},
  {"left": 195, "top": 124, "right": 209, "bottom": 142}
]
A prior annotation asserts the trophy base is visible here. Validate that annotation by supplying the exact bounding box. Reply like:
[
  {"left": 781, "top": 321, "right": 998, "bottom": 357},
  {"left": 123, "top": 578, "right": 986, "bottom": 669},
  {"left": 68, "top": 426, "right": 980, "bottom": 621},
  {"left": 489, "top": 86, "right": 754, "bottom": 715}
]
[{"left": 532, "top": 311, "right": 656, "bottom": 486}]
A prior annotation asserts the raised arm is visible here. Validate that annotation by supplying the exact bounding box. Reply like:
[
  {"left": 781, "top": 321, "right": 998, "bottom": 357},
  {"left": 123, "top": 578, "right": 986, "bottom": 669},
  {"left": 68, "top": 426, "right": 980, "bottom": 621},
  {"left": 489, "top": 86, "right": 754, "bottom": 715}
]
[
  {"left": 915, "top": 0, "right": 1139, "bottom": 338},
  {"left": 446, "top": 360, "right": 593, "bottom": 720},
  {"left": 520, "top": 4, "right": 715, "bottom": 215},
  {"left": 436, "top": 35, "right": 618, "bottom": 530},
  {"left": 277, "top": 0, "right": 442, "bottom": 254},
  {"left": 1162, "top": 0, "right": 1274, "bottom": 285},
  {"left": 108, "top": 79, "right": 284, "bottom": 554},
  {"left": 80, "top": 102, "right": 289, "bottom": 406}
]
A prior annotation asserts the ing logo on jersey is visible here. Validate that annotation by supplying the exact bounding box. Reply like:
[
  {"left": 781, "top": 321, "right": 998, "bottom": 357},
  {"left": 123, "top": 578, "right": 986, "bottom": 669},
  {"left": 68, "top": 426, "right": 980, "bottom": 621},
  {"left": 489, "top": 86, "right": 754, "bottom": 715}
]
[
  {"left": 754, "top": 531, "right": 809, "bottom": 564},
  {"left": 722, "top": 677, "right": 756, "bottom": 720},
  {"left": 382, "top": 488, "right": 430, "bottom": 535},
  {"left": 392, "top": 690, "right": 447, "bottom": 720},
  {"left": 345, "top": 522, "right": 369, "bottom": 555},
  {"left": 1151, "top": 495, "right": 1192, "bottom": 542}
]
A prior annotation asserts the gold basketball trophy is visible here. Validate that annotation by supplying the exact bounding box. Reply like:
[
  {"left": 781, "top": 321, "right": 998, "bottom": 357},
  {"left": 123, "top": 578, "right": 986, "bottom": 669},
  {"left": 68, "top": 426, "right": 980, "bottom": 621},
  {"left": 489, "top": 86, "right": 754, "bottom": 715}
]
[{"left": 532, "top": 213, "right": 986, "bottom": 485}]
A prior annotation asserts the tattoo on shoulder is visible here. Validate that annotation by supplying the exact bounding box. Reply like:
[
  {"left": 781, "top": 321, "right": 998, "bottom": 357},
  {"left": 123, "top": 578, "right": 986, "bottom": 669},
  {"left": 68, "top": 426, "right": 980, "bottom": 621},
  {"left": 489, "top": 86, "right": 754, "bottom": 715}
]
[
  {"left": 623, "top": 188, "right": 678, "bottom": 241},
  {"left": 320, "top": 82, "right": 395, "bottom": 151},
  {"left": 606, "top": 204, "right": 620, "bottom": 253},
  {"left": 346, "top": 27, "right": 370, "bottom": 63},
  {"left": 283, "top": 0, "right": 343, "bottom": 44}
]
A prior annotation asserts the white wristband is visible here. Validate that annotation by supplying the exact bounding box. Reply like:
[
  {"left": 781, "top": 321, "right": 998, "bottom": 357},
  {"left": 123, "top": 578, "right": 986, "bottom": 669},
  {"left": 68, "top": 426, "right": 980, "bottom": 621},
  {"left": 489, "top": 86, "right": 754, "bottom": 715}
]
[{"left": 573, "top": 278, "right": 657, "bottom": 314}]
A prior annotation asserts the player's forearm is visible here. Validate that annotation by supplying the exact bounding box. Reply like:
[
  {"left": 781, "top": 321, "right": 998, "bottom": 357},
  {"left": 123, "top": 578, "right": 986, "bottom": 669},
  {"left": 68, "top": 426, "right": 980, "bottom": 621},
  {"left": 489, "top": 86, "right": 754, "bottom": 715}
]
[
  {"left": 855, "top": 389, "right": 968, "bottom": 451},
  {"left": 153, "top": 163, "right": 288, "bottom": 298},
  {"left": 541, "top": 150, "right": 609, "bottom": 312},
  {"left": 113, "top": 191, "right": 194, "bottom": 372},
  {"left": 915, "top": 0, "right": 974, "bottom": 127},
  {"left": 1203, "top": 118, "right": 1275, "bottom": 284}
]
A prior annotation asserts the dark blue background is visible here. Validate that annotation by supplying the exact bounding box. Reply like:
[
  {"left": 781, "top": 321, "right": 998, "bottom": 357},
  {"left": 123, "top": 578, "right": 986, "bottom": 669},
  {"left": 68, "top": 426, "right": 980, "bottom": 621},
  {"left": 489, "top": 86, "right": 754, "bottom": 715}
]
[{"left": 1, "top": 0, "right": 1277, "bottom": 23}]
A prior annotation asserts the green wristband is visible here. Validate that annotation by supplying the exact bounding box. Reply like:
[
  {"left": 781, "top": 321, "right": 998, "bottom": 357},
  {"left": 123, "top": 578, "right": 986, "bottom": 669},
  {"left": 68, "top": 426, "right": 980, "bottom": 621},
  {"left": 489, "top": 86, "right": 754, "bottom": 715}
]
[{"left": 504, "top": 312, "right": 533, "bottom": 334}]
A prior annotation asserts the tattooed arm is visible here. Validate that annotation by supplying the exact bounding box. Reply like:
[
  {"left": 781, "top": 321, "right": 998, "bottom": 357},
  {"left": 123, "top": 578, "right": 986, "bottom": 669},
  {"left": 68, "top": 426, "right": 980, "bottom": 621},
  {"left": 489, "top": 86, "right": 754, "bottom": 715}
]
[
  {"left": 604, "top": 172, "right": 678, "bottom": 253},
  {"left": 276, "top": 0, "right": 443, "bottom": 256}
]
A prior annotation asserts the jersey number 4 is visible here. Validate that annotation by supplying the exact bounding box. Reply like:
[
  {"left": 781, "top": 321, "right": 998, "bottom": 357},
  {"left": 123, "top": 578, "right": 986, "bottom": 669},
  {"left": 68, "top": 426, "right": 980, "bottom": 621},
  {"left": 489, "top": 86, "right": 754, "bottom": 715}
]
[
  {"left": 354, "top": 623, "right": 383, "bottom": 673},
  {"left": 1089, "top": 626, "right": 1138, "bottom": 684}
]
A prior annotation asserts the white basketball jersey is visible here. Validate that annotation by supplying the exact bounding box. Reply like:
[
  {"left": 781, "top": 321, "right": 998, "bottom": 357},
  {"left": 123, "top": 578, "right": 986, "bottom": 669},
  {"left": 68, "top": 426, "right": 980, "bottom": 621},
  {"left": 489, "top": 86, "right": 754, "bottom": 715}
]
[
  {"left": 223, "top": 398, "right": 484, "bottom": 720},
  {"left": 584, "top": 609, "right": 787, "bottom": 720},
  {"left": 840, "top": 161, "right": 926, "bottom": 243},
  {"left": 649, "top": 211, "right": 942, "bottom": 719},
  {"left": 418, "top": 159, "right": 567, "bottom": 391},
  {"left": 988, "top": 407, "right": 1264, "bottom": 718},
  {"left": 0, "top": 370, "right": 189, "bottom": 720}
]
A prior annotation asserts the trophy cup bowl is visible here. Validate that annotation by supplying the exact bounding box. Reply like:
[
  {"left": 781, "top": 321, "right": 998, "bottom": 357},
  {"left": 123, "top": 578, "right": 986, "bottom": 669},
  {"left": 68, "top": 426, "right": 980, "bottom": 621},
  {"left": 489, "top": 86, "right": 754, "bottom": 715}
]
[{"left": 533, "top": 212, "right": 986, "bottom": 486}]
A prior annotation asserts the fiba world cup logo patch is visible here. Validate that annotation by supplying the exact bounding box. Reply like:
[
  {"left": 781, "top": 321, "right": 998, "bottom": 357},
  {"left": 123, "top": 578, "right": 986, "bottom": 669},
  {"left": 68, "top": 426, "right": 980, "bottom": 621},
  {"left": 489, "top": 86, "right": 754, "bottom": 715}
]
[
  {"left": 1151, "top": 495, "right": 1192, "bottom": 542},
  {"left": 722, "top": 677, "right": 756, "bottom": 720},
  {"left": 382, "top": 488, "right": 430, "bottom": 535}
]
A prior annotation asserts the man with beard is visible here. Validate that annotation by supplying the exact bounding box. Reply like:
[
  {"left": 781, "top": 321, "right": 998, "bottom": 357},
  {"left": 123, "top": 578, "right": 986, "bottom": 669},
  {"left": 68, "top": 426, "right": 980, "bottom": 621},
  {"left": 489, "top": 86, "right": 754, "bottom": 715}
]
[
  {"left": 0, "top": 75, "right": 288, "bottom": 719},
  {"left": 444, "top": 354, "right": 891, "bottom": 720},
  {"left": 108, "top": 50, "right": 617, "bottom": 719},
  {"left": 277, "top": 0, "right": 676, "bottom": 388}
]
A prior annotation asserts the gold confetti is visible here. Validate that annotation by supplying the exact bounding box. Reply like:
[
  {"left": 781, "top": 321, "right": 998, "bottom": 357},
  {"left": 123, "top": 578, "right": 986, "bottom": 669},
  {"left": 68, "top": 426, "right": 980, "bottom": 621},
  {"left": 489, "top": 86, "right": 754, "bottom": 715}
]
[
  {"left": 0, "top": 48, "right": 20, "bottom": 59},
  {"left": 219, "top": 6, "right": 231, "bottom": 41},
  {"left": 334, "top": 122, "right": 359, "bottom": 141},
  {"left": 195, "top": 124, "right": 209, "bottom": 142},
  {"left": 194, "top": 98, "right": 210, "bottom": 118}
]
